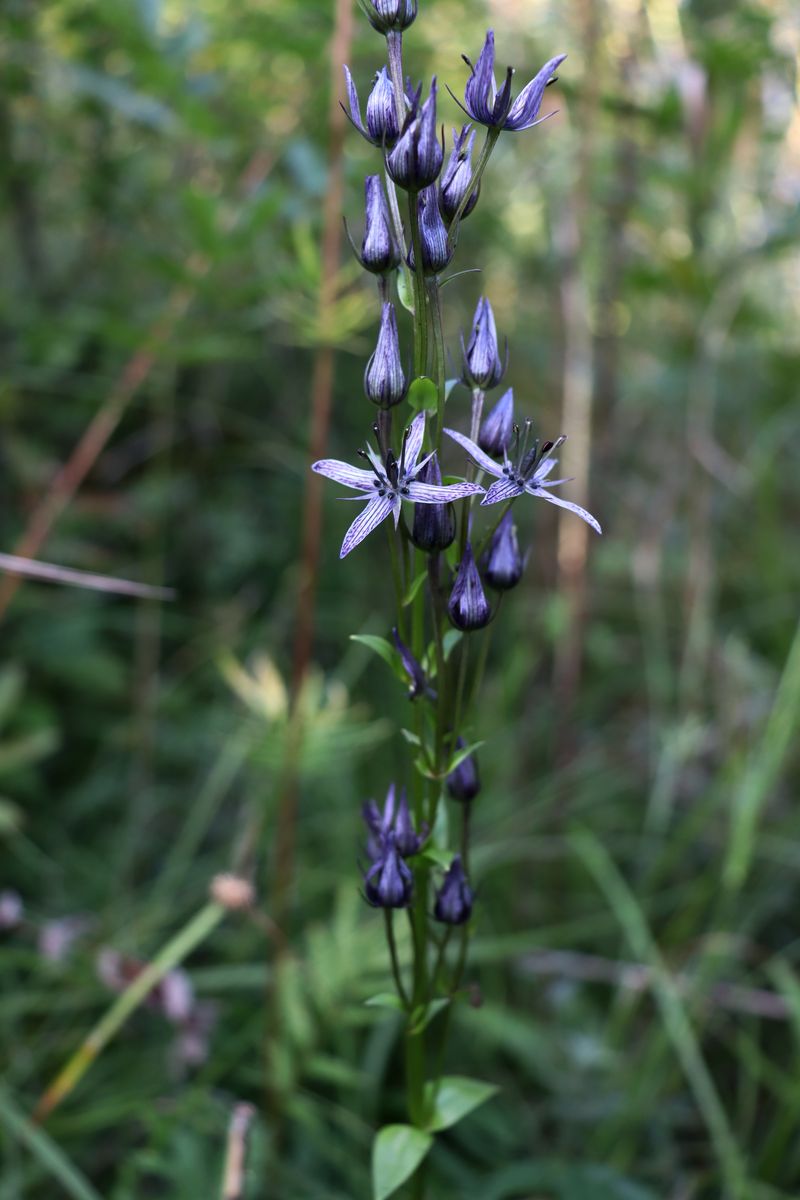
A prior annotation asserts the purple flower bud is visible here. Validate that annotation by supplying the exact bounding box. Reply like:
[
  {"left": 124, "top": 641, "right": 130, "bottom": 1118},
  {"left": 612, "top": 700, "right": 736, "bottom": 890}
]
[
  {"left": 343, "top": 66, "right": 400, "bottom": 148},
  {"left": 360, "top": 0, "right": 417, "bottom": 34},
  {"left": 363, "top": 783, "right": 424, "bottom": 859},
  {"left": 411, "top": 453, "right": 456, "bottom": 552},
  {"left": 360, "top": 175, "right": 400, "bottom": 274},
  {"left": 457, "top": 30, "right": 566, "bottom": 133},
  {"left": 484, "top": 511, "right": 523, "bottom": 591},
  {"left": 446, "top": 737, "right": 481, "bottom": 801},
  {"left": 392, "top": 787, "right": 424, "bottom": 856},
  {"left": 407, "top": 186, "right": 453, "bottom": 276},
  {"left": 447, "top": 542, "right": 491, "bottom": 631},
  {"left": 386, "top": 79, "right": 443, "bottom": 192},
  {"left": 439, "top": 126, "right": 479, "bottom": 224},
  {"left": 364, "top": 302, "right": 406, "bottom": 408},
  {"left": 364, "top": 832, "right": 414, "bottom": 908},
  {"left": 463, "top": 297, "right": 505, "bottom": 390},
  {"left": 433, "top": 855, "right": 473, "bottom": 925},
  {"left": 478, "top": 387, "right": 514, "bottom": 456},
  {"left": 392, "top": 626, "right": 428, "bottom": 699}
]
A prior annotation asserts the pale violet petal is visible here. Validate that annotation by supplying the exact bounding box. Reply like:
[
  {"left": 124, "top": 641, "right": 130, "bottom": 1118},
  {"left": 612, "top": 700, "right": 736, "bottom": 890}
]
[
  {"left": 313, "top": 459, "right": 374, "bottom": 490},
  {"left": 340, "top": 495, "right": 395, "bottom": 557},
  {"left": 530, "top": 487, "right": 602, "bottom": 534},
  {"left": 535, "top": 456, "right": 559, "bottom": 480},
  {"left": 481, "top": 477, "right": 524, "bottom": 505},
  {"left": 444, "top": 428, "right": 503, "bottom": 477},
  {"left": 403, "top": 411, "right": 427, "bottom": 473},
  {"left": 407, "top": 481, "right": 484, "bottom": 503}
]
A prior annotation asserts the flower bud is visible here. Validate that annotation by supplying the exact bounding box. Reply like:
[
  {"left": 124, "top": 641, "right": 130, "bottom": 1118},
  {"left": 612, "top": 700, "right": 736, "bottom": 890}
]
[
  {"left": 484, "top": 511, "right": 523, "bottom": 590},
  {"left": 364, "top": 832, "right": 414, "bottom": 908},
  {"left": 411, "top": 453, "right": 456, "bottom": 552},
  {"left": 439, "top": 126, "right": 479, "bottom": 223},
  {"left": 446, "top": 737, "right": 481, "bottom": 801},
  {"left": 364, "top": 302, "right": 406, "bottom": 407},
  {"left": 478, "top": 387, "right": 514, "bottom": 457},
  {"left": 361, "top": 0, "right": 417, "bottom": 34},
  {"left": 463, "top": 297, "right": 505, "bottom": 390},
  {"left": 392, "top": 626, "right": 428, "bottom": 698},
  {"left": 343, "top": 65, "right": 400, "bottom": 148},
  {"left": 393, "top": 787, "right": 424, "bottom": 857},
  {"left": 386, "top": 79, "right": 443, "bottom": 191},
  {"left": 433, "top": 855, "right": 473, "bottom": 925},
  {"left": 407, "top": 186, "right": 453, "bottom": 275},
  {"left": 447, "top": 542, "right": 491, "bottom": 631},
  {"left": 360, "top": 175, "right": 400, "bottom": 274}
]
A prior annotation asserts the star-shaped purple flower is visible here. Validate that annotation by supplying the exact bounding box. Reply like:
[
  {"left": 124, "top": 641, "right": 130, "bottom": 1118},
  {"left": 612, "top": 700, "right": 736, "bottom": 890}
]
[
  {"left": 313, "top": 412, "right": 484, "bottom": 558},
  {"left": 451, "top": 30, "right": 566, "bottom": 133},
  {"left": 445, "top": 422, "right": 602, "bottom": 534}
]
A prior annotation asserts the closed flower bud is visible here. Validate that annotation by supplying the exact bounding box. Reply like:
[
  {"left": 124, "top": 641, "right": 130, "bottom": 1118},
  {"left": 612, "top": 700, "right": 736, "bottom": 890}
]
[
  {"left": 462, "top": 296, "right": 505, "bottom": 390},
  {"left": 392, "top": 626, "right": 428, "bottom": 699},
  {"left": 364, "top": 302, "right": 406, "bottom": 407},
  {"left": 478, "top": 387, "right": 514, "bottom": 456},
  {"left": 364, "top": 832, "right": 414, "bottom": 908},
  {"left": 407, "top": 186, "right": 453, "bottom": 275},
  {"left": 361, "top": 0, "right": 417, "bottom": 34},
  {"left": 360, "top": 175, "right": 400, "bottom": 274},
  {"left": 411, "top": 453, "right": 456, "bottom": 552},
  {"left": 447, "top": 541, "right": 491, "bottom": 631},
  {"left": 446, "top": 737, "right": 481, "bottom": 801},
  {"left": 433, "top": 855, "right": 473, "bottom": 925},
  {"left": 484, "top": 511, "right": 523, "bottom": 590},
  {"left": 439, "top": 126, "right": 479, "bottom": 224},
  {"left": 386, "top": 79, "right": 443, "bottom": 192},
  {"left": 344, "top": 65, "right": 401, "bottom": 148}
]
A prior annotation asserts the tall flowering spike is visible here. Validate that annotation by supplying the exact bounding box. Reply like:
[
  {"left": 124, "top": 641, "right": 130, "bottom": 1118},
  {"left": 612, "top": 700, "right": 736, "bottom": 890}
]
[
  {"left": 446, "top": 737, "right": 481, "bottom": 802},
  {"left": 447, "top": 542, "right": 491, "bottom": 631},
  {"left": 484, "top": 511, "right": 523, "bottom": 591},
  {"left": 439, "top": 125, "right": 480, "bottom": 224},
  {"left": 463, "top": 297, "right": 505, "bottom": 390},
  {"left": 364, "top": 832, "right": 414, "bottom": 908},
  {"left": 407, "top": 186, "right": 453, "bottom": 275},
  {"left": 478, "top": 387, "right": 514, "bottom": 456},
  {"left": 343, "top": 66, "right": 400, "bottom": 148},
  {"left": 386, "top": 79, "right": 443, "bottom": 192},
  {"left": 411, "top": 453, "right": 456, "bottom": 552},
  {"left": 392, "top": 627, "right": 428, "bottom": 699},
  {"left": 433, "top": 855, "right": 474, "bottom": 925},
  {"left": 359, "top": 0, "right": 417, "bottom": 34},
  {"left": 457, "top": 30, "right": 567, "bottom": 133},
  {"left": 364, "top": 302, "right": 406, "bottom": 408},
  {"left": 359, "top": 175, "right": 400, "bottom": 275}
]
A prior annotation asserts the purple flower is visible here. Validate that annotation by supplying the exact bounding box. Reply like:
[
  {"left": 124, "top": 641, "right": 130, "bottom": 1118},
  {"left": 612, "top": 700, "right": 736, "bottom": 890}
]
[
  {"left": 462, "top": 297, "right": 506, "bottom": 390},
  {"left": 343, "top": 66, "right": 400, "bottom": 147},
  {"left": 392, "top": 627, "right": 428, "bottom": 700},
  {"left": 386, "top": 79, "right": 443, "bottom": 191},
  {"left": 312, "top": 412, "right": 483, "bottom": 558},
  {"left": 447, "top": 542, "right": 491, "bottom": 631},
  {"left": 407, "top": 185, "right": 453, "bottom": 275},
  {"left": 453, "top": 31, "right": 566, "bottom": 132},
  {"left": 445, "top": 422, "right": 602, "bottom": 533},
  {"left": 433, "top": 855, "right": 473, "bottom": 925},
  {"left": 446, "top": 738, "right": 481, "bottom": 802},
  {"left": 364, "top": 831, "right": 414, "bottom": 908},
  {"left": 478, "top": 387, "right": 514, "bottom": 456},
  {"left": 483, "top": 510, "right": 523, "bottom": 590},
  {"left": 439, "top": 125, "right": 479, "bottom": 224},
  {"left": 358, "top": 175, "right": 400, "bottom": 275},
  {"left": 363, "top": 784, "right": 425, "bottom": 860},
  {"left": 359, "top": 0, "right": 417, "bottom": 34},
  {"left": 411, "top": 452, "right": 456, "bottom": 552},
  {"left": 364, "top": 302, "right": 406, "bottom": 408}
]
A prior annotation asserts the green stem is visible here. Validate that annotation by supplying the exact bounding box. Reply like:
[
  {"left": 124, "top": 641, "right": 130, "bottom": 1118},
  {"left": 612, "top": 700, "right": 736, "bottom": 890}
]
[
  {"left": 384, "top": 909, "right": 410, "bottom": 1007},
  {"left": 426, "top": 278, "right": 447, "bottom": 453},
  {"left": 449, "top": 126, "right": 501, "bottom": 240},
  {"left": 386, "top": 523, "right": 408, "bottom": 641},
  {"left": 407, "top": 192, "right": 429, "bottom": 376}
]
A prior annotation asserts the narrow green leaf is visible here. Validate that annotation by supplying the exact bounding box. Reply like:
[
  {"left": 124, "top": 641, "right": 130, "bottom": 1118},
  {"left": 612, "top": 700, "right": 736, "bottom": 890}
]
[
  {"left": 424, "top": 1075, "right": 499, "bottom": 1132},
  {"left": 419, "top": 846, "right": 454, "bottom": 870},
  {"left": 409, "top": 997, "right": 450, "bottom": 1034},
  {"left": 350, "top": 634, "right": 396, "bottom": 670},
  {"left": 0, "top": 1086, "right": 102, "bottom": 1200},
  {"left": 407, "top": 376, "right": 438, "bottom": 413},
  {"left": 442, "top": 630, "right": 462, "bottom": 660},
  {"left": 444, "top": 377, "right": 459, "bottom": 400},
  {"left": 445, "top": 739, "right": 484, "bottom": 775},
  {"left": 365, "top": 993, "right": 405, "bottom": 1012},
  {"left": 372, "top": 1124, "right": 433, "bottom": 1200},
  {"left": 402, "top": 569, "right": 428, "bottom": 607},
  {"left": 400, "top": 728, "right": 422, "bottom": 747},
  {"left": 396, "top": 266, "right": 414, "bottom": 313}
]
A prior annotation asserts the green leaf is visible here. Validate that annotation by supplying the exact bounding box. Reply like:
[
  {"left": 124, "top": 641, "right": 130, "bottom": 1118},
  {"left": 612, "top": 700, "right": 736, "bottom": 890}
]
[
  {"left": 396, "top": 267, "right": 414, "bottom": 314},
  {"left": 365, "top": 993, "right": 405, "bottom": 1012},
  {"left": 350, "top": 634, "right": 396, "bottom": 670},
  {"left": 409, "top": 997, "right": 450, "bottom": 1034},
  {"left": 442, "top": 630, "right": 462, "bottom": 660},
  {"left": 445, "top": 739, "right": 484, "bottom": 775},
  {"left": 400, "top": 728, "right": 422, "bottom": 747},
  {"left": 419, "top": 845, "right": 453, "bottom": 870},
  {"left": 402, "top": 569, "right": 428, "bottom": 607},
  {"left": 444, "top": 377, "right": 460, "bottom": 400},
  {"left": 424, "top": 1075, "right": 499, "bottom": 1133},
  {"left": 407, "top": 376, "right": 437, "bottom": 413},
  {"left": 372, "top": 1124, "right": 433, "bottom": 1200}
]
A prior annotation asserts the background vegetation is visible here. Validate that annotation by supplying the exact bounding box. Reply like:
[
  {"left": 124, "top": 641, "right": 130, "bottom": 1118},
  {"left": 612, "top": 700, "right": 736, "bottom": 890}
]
[{"left": 1, "top": 0, "right": 799, "bottom": 1196}]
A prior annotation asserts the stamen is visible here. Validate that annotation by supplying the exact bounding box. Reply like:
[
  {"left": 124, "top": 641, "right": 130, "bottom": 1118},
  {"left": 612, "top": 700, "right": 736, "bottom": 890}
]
[
  {"left": 358, "top": 447, "right": 386, "bottom": 486},
  {"left": 398, "top": 426, "right": 411, "bottom": 477}
]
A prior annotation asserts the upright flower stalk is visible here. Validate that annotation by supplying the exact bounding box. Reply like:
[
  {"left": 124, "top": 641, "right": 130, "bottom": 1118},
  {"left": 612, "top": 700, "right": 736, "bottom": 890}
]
[{"left": 319, "top": 11, "right": 599, "bottom": 1194}]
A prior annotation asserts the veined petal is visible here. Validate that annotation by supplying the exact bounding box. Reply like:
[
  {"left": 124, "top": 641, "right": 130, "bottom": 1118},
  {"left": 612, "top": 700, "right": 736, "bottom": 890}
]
[
  {"left": 340, "top": 495, "right": 395, "bottom": 557},
  {"left": 403, "top": 411, "right": 427, "bottom": 473},
  {"left": 343, "top": 65, "right": 367, "bottom": 137},
  {"left": 444, "top": 428, "right": 503, "bottom": 477},
  {"left": 407, "top": 480, "right": 483, "bottom": 503},
  {"left": 481, "top": 477, "right": 524, "bottom": 505},
  {"left": 535, "top": 456, "right": 559, "bottom": 480},
  {"left": 464, "top": 30, "right": 497, "bottom": 125},
  {"left": 504, "top": 53, "right": 566, "bottom": 131},
  {"left": 312, "top": 458, "right": 374, "bottom": 490},
  {"left": 530, "top": 487, "right": 602, "bottom": 534}
]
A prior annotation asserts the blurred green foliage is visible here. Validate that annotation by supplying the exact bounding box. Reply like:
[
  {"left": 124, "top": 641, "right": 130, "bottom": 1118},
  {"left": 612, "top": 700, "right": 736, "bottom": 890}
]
[{"left": 1, "top": 0, "right": 799, "bottom": 1196}]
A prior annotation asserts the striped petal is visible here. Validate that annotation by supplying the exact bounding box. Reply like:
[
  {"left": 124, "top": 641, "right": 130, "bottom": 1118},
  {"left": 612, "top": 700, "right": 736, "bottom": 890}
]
[
  {"left": 444, "top": 428, "right": 503, "bottom": 477},
  {"left": 313, "top": 458, "right": 374, "bottom": 490},
  {"left": 403, "top": 411, "right": 427, "bottom": 474},
  {"left": 530, "top": 487, "right": 602, "bottom": 534},
  {"left": 481, "top": 477, "right": 524, "bottom": 505},
  {"left": 407, "top": 481, "right": 483, "bottom": 503},
  {"left": 340, "top": 495, "right": 396, "bottom": 557}
]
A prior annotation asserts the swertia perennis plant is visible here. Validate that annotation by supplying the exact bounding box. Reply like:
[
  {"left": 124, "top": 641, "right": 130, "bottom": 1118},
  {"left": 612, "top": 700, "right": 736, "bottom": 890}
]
[{"left": 316, "top": 6, "right": 601, "bottom": 1196}]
